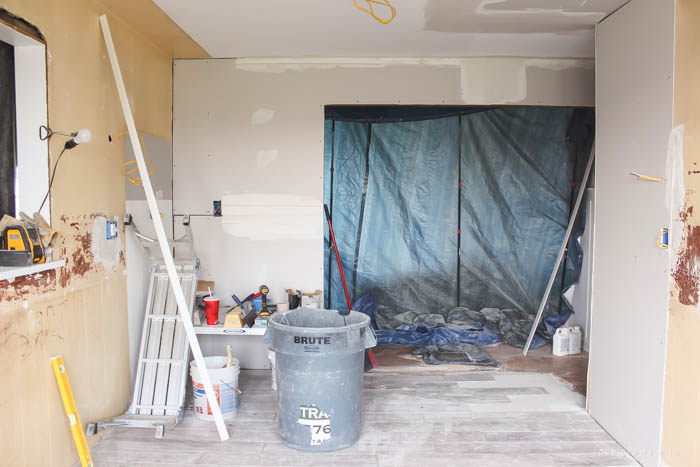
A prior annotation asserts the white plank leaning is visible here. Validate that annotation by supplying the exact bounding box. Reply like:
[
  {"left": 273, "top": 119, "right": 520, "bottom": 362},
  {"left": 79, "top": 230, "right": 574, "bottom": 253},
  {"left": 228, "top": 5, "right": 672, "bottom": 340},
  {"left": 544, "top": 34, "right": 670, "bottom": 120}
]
[{"left": 99, "top": 14, "right": 229, "bottom": 440}]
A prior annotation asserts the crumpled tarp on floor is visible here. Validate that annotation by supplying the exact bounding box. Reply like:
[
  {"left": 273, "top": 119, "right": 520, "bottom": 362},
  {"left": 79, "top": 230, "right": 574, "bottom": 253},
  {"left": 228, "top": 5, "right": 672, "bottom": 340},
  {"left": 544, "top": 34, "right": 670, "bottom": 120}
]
[
  {"left": 355, "top": 293, "right": 569, "bottom": 349},
  {"left": 412, "top": 344, "right": 499, "bottom": 367}
]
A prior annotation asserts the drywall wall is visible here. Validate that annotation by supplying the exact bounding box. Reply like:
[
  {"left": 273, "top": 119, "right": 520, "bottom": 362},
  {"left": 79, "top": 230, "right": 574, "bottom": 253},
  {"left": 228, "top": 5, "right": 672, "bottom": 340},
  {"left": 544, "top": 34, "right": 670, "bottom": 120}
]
[
  {"left": 172, "top": 57, "right": 594, "bottom": 312},
  {"left": 662, "top": 1, "right": 700, "bottom": 465},
  {"left": 0, "top": 1, "right": 196, "bottom": 465},
  {"left": 124, "top": 132, "right": 173, "bottom": 386},
  {"left": 589, "top": 1, "right": 674, "bottom": 465},
  {"left": 569, "top": 188, "right": 594, "bottom": 351}
]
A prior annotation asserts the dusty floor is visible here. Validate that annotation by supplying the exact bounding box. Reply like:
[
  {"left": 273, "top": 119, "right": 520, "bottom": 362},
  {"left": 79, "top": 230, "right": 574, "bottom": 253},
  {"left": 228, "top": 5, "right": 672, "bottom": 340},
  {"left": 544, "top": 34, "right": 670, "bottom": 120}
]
[
  {"left": 372, "top": 343, "right": 589, "bottom": 395},
  {"left": 89, "top": 366, "right": 636, "bottom": 466}
]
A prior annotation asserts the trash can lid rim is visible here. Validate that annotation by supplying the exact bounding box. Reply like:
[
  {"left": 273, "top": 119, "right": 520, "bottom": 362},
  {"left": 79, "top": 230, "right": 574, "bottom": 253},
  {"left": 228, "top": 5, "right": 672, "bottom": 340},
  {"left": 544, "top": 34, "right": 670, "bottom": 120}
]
[{"left": 267, "top": 308, "right": 371, "bottom": 333}]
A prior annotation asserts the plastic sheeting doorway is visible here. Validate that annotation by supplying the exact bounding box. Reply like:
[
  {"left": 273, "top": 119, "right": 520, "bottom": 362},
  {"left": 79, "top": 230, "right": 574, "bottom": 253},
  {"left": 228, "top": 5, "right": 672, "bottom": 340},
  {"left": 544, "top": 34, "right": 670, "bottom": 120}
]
[{"left": 324, "top": 106, "right": 594, "bottom": 345}]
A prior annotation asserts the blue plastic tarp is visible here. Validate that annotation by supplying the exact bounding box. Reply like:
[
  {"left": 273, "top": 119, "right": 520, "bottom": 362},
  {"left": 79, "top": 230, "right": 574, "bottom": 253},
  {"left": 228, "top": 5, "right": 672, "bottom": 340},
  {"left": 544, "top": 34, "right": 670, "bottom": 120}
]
[{"left": 324, "top": 107, "right": 593, "bottom": 347}]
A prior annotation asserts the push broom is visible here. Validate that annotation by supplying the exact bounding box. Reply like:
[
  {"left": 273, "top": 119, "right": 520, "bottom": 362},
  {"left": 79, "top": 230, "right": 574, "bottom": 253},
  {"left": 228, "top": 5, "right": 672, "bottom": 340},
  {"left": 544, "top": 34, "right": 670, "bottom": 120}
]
[{"left": 324, "top": 204, "right": 378, "bottom": 370}]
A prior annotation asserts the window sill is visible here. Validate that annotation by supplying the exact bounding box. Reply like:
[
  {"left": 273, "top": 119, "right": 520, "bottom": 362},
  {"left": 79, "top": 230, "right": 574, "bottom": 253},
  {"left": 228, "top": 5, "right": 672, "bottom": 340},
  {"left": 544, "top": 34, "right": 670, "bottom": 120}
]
[{"left": 0, "top": 259, "right": 66, "bottom": 282}]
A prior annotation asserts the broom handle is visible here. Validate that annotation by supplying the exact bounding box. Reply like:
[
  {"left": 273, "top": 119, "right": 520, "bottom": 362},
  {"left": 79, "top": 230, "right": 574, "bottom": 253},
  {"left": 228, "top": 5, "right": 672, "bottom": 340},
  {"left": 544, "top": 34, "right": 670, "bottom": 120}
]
[{"left": 324, "top": 204, "right": 352, "bottom": 311}]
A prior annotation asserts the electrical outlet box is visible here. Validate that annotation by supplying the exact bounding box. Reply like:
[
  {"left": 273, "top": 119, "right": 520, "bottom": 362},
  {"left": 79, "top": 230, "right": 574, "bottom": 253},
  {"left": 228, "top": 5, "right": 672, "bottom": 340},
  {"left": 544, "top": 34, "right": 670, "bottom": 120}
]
[{"left": 106, "top": 220, "right": 118, "bottom": 239}]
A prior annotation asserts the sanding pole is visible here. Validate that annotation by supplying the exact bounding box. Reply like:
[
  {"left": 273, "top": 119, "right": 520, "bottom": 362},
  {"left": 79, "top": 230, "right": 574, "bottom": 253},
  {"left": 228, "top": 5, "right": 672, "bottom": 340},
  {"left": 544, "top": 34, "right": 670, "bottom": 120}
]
[
  {"left": 324, "top": 204, "right": 352, "bottom": 314},
  {"left": 522, "top": 144, "right": 595, "bottom": 356},
  {"left": 100, "top": 15, "right": 228, "bottom": 440}
]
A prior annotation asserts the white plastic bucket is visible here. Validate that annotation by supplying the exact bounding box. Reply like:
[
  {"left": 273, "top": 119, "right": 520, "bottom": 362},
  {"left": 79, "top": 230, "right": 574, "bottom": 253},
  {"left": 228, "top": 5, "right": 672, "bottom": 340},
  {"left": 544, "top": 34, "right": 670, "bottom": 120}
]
[{"left": 190, "top": 356, "right": 240, "bottom": 421}]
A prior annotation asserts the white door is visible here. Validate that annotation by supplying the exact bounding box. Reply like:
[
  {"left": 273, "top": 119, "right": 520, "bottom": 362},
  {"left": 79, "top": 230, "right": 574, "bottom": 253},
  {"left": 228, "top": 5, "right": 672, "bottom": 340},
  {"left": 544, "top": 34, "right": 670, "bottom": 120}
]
[{"left": 589, "top": 1, "right": 674, "bottom": 466}]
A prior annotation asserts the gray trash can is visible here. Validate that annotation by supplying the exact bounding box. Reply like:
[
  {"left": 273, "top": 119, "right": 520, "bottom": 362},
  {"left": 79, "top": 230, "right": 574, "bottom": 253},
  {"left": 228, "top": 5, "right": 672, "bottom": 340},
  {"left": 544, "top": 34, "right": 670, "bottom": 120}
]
[{"left": 263, "top": 308, "right": 377, "bottom": 451}]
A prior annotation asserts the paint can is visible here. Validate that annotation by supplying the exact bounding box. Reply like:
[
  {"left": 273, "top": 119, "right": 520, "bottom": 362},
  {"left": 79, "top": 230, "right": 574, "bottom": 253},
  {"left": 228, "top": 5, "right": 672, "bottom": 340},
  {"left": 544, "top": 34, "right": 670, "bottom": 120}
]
[{"left": 190, "top": 356, "right": 240, "bottom": 421}]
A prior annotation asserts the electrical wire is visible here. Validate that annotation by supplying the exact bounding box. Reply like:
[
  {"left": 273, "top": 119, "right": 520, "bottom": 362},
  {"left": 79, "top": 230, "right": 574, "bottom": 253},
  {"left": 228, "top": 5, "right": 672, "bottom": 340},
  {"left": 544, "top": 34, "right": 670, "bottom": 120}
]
[
  {"left": 38, "top": 147, "right": 67, "bottom": 214},
  {"left": 354, "top": 0, "right": 396, "bottom": 24},
  {"left": 111, "top": 130, "right": 155, "bottom": 186}
]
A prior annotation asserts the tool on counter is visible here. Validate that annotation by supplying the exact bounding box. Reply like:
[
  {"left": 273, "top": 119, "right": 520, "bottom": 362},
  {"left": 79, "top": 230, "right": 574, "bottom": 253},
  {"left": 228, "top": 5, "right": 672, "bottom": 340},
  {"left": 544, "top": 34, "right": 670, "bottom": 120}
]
[
  {"left": 1, "top": 224, "right": 45, "bottom": 265},
  {"left": 324, "top": 204, "right": 377, "bottom": 371},
  {"left": 223, "top": 310, "right": 244, "bottom": 328},
  {"left": 259, "top": 284, "right": 270, "bottom": 316},
  {"left": 240, "top": 291, "right": 262, "bottom": 309},
  {"left": 18, "top": 212, "right": 58, "bottom": 248},
  {"left": 223, "top": 294, "right": 245, "bottom": 328},
  {"left": 233, "top": 292, "right": 261, "bottom": 327},
  {"left": 232, "top": 294, "right": 245, "bottom": 309},
  {"left": 287, "top": 289, "right": 302, "bottom": 310},
  {"left": 242, "top": 308, "right": 258, "bottom": 328}
]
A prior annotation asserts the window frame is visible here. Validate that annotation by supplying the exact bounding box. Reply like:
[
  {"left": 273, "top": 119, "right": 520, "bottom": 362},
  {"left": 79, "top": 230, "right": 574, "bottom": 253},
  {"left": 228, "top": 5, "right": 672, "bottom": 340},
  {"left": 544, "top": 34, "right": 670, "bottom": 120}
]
[{"left": 0, "top": 12, "right": 50, "bottom": 222}]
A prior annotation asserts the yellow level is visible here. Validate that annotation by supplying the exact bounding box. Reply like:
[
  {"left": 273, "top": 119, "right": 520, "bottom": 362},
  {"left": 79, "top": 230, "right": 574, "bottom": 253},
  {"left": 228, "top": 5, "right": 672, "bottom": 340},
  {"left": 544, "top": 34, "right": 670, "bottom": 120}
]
[{"left": 51, "top": 356, "right": 93, "bottom": 467}]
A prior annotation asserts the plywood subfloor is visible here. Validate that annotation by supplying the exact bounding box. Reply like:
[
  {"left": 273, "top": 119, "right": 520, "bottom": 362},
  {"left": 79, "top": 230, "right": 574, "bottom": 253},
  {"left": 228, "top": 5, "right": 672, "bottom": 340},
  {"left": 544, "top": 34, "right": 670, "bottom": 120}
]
[
  {"left": 90, "top": 369, "right": 636, "bottom": 466},
  {"left": 372, "top": 344, "right": 589, "bottom": 395}
]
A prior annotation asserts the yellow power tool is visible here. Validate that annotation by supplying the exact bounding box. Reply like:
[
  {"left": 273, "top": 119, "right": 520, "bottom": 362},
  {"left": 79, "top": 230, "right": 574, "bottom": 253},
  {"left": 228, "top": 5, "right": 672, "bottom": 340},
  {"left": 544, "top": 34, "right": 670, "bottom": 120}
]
[{"left": 1, "top": 225, "right": 45, "bottom": 264}]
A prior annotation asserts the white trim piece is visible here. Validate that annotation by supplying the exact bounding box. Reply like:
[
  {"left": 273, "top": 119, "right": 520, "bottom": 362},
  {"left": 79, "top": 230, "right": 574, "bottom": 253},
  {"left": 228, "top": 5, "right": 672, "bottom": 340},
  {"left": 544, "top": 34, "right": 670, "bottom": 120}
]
[
  {"left": 99, "top": 15, "right": 229, "bottom": 441},
  {"left": 0, "top": 259, "right": 65, "bottom": 281},
  {"left": 194, "top": 326, "right": 266, "bottom": 336},
  {"left": 14, "top": 43, "right": 49, "bottom": 220}
]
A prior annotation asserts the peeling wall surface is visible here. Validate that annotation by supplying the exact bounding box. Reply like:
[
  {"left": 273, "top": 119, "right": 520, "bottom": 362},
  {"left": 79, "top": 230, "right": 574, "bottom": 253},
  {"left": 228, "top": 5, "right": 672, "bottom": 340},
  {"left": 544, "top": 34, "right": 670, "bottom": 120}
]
[
  {"left": 662, "top": 1, "right": 700, "bottom": 465},
  {"left": 172, "top": 57, "right": 593, "bottom": 307},
  {"left": 0, "top": 1, "right": 178, "bottom": 465},
  {"left": 589, "top": 0, "right": 675, "bottom": 465}
]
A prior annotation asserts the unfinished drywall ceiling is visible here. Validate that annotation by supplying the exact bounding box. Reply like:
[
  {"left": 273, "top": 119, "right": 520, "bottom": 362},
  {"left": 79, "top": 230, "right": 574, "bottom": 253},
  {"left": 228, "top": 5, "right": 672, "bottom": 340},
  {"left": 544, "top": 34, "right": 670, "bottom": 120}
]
[
  {"left": 99, "top": 0, "right": 208, "bottom": 58},
  {"left": 425, "top": 0, "right": 621, "bottom": 33},
  {"left": 153, "top": 0, "right": 628, "bottom": 58}
]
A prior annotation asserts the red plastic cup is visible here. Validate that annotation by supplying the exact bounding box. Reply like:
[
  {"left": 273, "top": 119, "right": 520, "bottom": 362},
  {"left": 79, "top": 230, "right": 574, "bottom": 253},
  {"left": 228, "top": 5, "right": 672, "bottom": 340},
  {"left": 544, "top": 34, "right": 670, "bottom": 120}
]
[{"left": 204, "top": 297, "right": 219, "bottom": 325}]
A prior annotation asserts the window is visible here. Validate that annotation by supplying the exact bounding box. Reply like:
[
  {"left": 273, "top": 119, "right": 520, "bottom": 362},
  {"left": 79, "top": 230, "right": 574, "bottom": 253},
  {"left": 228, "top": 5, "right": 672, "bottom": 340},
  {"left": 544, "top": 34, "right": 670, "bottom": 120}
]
[
  {"left": 0, "top": 9, "right": 49, "bottom": 222},
  {"left": 0, "top": 10, "right": 64, "bottom": 279}
]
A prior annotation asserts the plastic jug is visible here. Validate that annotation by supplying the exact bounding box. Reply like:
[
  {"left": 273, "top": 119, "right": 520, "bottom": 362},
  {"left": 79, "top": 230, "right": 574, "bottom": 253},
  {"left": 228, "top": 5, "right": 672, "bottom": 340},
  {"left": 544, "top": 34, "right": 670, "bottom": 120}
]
[
  {"left": 568, "top": 326, "right": 582, "bottom": 355},
  {"left": 553, "top": 327, "right": 570, "bottom": 356}
]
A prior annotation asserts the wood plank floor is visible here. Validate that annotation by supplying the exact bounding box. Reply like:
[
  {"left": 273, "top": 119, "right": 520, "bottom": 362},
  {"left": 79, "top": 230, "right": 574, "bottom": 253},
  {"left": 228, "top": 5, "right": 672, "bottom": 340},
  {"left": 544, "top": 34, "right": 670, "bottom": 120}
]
[{"left": 90, "top": 369, "right": 638, "bottom": 466}]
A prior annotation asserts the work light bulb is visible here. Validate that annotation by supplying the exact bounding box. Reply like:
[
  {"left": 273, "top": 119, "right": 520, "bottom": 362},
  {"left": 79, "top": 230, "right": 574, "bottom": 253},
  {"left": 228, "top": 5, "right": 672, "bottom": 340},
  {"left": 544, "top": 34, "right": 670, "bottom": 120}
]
[
  {"left": 75, "top": 128, "right": 92, "bottom": 144},
  {"left": 64, "top": 128, "right": 92, "bottom": 149}
]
